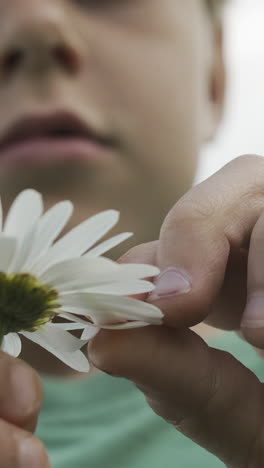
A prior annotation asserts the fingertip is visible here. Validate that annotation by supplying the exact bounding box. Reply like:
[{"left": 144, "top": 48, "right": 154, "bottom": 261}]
[
  {"left": 241, "top": 326, "right": 264, "bottom": 349},
  {"left": 88, "top": 326, "right": 170, "bottom": 383},
  {"left": 88, "top": 329, "right": 122, "bottom": 375}
]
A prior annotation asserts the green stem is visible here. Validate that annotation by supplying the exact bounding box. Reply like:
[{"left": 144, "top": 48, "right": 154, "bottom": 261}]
[{"left": 0, "top": 322, "right": 6, "bottom": 348}]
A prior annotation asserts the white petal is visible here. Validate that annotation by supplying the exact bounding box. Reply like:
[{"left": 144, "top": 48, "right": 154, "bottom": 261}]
[
  {"left": 33, "top": 210, "right": 120, "bottom": 274},
  {"left": 21, "top": 328, "right": 89, "bottom": 372},
  {"left": 39, "top": 256, "right": 119, "bottom": 288},
  {"left": 55, "top": 349, "right": 89, "bottom": 372},
  {"left": 1, "top": 333, "right": 22, "bottom": 357},
  {"left": 58, "top": 311, "right": 92, "bottom": 325},
  {"left": 74, "top": 280, "right": 155, "bottom": 295},
  {"left": 60, "top": 306, "right": 117, "bottom": 325},
  {"left": 80, "top": 321, "right": 149, "bottom": 332},
  {"left": 61, "top": 307, "right": 151, "bottom": 330},
  {"left": 81, "top": 327, "right": 99, "bottom": 340},
  {"left": 24, "top": 201, "right": 73, "bottom": 271},
  {"left": 85, "top": 232, "right": 133, "bottom": 257},
  {"left": 55, "top": 263, "right": 160, "bottom": 291},
  {"left": 21, "top": 323, "right": 85, "bottom": 352},
  {"left": 9, "top": 227, "right": 36, "bottom": 273},
  {"left": 4, "top": 190, "right": 43, "bottom": 238},
  {"left": 41, "top": 257, "right": 159, "bottom": 293},
  {"left": 116, "top": 264, "right": 160, "bottom": 279},
  {"left": 0, "top": 236, "right": 17, "bottom": 271},
  {"left": 52, "top": 322, "right": 90, "bottom": 331},
  {"left": 98, "top": 321, "right": 149, "bottom": 330},
  {"left": 60, "top": 293, "right": 163, "bottom": 325}
]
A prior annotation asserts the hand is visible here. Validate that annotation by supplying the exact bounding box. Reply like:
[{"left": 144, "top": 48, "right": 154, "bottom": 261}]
[
  {"left": 0, "top": 351, "right": 50, "bottom": 467},
  {"left": 89, "top": 155, "right": 264, "bottom": 468}
]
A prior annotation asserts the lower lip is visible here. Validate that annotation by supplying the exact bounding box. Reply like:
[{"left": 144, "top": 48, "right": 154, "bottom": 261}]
[{"left": 0, "top": 137, "right": 115, "bottom": 166}]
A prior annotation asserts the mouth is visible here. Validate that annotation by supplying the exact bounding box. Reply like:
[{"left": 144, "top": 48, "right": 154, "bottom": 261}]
[{"left": 0, "top": 111, "right": 116, "bottom": 167}]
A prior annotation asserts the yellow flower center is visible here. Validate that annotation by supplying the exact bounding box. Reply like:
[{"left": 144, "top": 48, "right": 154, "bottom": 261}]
[{"left": 0, "top": 272, "right": 59, "bottom": 335}]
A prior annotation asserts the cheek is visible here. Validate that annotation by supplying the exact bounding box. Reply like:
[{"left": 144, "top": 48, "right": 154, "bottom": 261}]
[
  {"left": 120, "top": 68, "right": 200, "bottom": 196},
  {"left": 101, "top": 39, "right": 201, "bottom": 183}
]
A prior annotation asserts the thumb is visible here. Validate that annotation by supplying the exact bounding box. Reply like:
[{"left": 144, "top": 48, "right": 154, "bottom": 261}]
[{"left": 89, "top": 325, "right": 264, "bottom": 467}]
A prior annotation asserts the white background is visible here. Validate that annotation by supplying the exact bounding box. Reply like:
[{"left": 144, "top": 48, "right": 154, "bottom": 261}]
[{"left": 196, "top": 0, "right": 264, "bottom": 182}]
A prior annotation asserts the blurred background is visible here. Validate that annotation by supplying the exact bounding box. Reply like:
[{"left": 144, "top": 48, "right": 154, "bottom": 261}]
[{"left": 196, "top": 0, "right": 264, "bottom": 182}]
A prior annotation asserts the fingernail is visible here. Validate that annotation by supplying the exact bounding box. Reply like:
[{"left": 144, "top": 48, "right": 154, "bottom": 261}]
[
  {"left": 241, "top": 295, "right": 264, "bottom": 328},
  {"left": 18, "top": 437, "right": 50, "bottom": 468},
  {"left": 11, "top": 363, "right": 40, "bottom": 418},
  {"left": 149, "top": 267, "right": 191, "bottom": 299}
]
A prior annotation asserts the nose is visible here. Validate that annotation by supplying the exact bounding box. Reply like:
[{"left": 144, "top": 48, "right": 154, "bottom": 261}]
[{"left": 0, "top": 1, "right": 82, "bottom": 80}]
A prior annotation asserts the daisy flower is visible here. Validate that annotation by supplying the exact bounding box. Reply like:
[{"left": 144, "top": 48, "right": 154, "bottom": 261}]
[{"left": 0, "top": 189, "right": 162, "bottom": 372}]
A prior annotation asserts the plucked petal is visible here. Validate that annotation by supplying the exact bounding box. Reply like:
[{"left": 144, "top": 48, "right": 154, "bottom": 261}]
[
  {"left": 0, "top": 236, "right": 17, "bottom": 271},
  {"left": 60, "top": 293, "right": 163, "bottom": 325},
  {"left": 95, "top": 321, "right": 149, "bottom": 330},
  {"left": 4, "top": 189, "right": 43, "bottom": 238},
  {"left": 32, "top": 210, "right": 120, "bottom": 275},
  {"left": 85, "top": 232, "right": 133, "bottom": 257},
  {"left": 52, "top": 322, "right": 90, "bottom": 331},
  {"left": 1, "top": 333, "right": 22, "bottom": 357},
  {"left": 23, "top": 201, "right": 73, "bottom": 271}
]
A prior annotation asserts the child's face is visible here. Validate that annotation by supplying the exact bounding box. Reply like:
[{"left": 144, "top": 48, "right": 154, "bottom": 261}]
[{"left": 0, "top": 0, "right": 224, "bottom": 249}]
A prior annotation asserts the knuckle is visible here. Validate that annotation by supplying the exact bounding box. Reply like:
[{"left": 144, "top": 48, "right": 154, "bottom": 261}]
[
  {"left": 231, "top": 154, "right": 264, "bottom": 167},
  {"left": 231, "top": 155, "right": 264, "bottom": 200},
  {"left": 162, "top": 196, "right": 218, "bottom": 237},
  {"left": 118, "top": 241, "right": 158, "bottom": 264}
]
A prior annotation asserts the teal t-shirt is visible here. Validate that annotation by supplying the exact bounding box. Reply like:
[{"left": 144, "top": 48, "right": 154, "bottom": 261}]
[{"left": 36, "top": 333, "right": 264, "bottom": 468}]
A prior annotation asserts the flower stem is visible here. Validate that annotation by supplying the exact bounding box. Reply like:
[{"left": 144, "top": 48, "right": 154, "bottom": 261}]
[{"left": 0, "top": 322, "right": 5, "bottom": 348}]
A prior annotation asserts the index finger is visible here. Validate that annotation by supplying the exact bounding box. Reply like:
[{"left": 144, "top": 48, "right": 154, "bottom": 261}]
[{"left": 145, "top": 154, "right": 264, "bottom": 328}]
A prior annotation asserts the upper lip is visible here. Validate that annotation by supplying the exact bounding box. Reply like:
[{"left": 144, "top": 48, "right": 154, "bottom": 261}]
[{"left": 0, "top": 111, "right": 113, "bottom": 151}]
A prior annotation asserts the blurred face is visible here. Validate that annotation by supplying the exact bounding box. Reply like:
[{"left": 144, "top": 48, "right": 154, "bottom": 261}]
[{"left": 0, "top": 0, "right": 223, "bottom": 254}]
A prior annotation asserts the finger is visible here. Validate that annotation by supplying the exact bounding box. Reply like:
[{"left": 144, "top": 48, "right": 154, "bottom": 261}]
[
  {"left": 119, "top": 241, "right": 248, "bottom": 330},
  {"left": 0, "top": 418, "right": 50, "bottom": 467},
  {"left": 0, "top": 352, "right": 42, "bottom": 432},
  {"left": 89, "top": 327, "right": 264, "bottom": 467},
  {"left": 129, "top": 155, "right": 264, "bottom": 329},
  {"left": 241, "top": 210, "right": 264, "bottom": 348}
]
